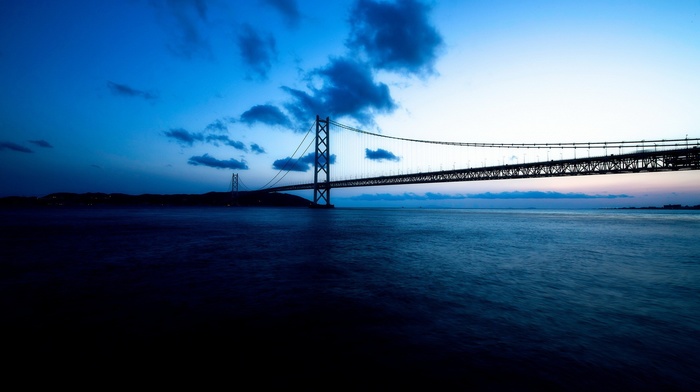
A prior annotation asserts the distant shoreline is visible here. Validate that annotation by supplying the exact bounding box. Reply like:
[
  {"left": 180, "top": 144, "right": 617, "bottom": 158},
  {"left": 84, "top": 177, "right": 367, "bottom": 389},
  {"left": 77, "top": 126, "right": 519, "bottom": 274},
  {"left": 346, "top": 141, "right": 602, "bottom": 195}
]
[
  {"left": 608, "top": 204, "right": 700, "bottom": 210},
  {"left": 0, "top": 191, "right": 312, "bottom": 208},
  {"left": 1, "top": 192, "right": 698, "bottom": 210}
]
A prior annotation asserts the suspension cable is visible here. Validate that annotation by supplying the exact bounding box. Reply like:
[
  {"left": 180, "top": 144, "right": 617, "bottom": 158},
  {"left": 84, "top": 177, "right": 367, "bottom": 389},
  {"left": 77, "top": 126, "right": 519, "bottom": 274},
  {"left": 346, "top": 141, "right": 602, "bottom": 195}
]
[
  {"left": 265, "top": 135, "right": 315, "bottom": 189},
  {"left": 258, "top": 120, "right": 315, "bottom": 190},
  {"left": 238, "top": 177, "right": 252, "bottom": 191},
  {"left": 329, "top": 120, "right": 700, "bottom": 149}
]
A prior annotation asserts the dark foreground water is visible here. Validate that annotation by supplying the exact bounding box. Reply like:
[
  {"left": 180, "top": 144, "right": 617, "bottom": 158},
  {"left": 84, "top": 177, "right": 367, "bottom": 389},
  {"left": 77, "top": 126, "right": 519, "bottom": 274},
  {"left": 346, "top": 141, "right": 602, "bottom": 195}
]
[{"left": 1, "top": 206, "right": 699, "bottom": 390}]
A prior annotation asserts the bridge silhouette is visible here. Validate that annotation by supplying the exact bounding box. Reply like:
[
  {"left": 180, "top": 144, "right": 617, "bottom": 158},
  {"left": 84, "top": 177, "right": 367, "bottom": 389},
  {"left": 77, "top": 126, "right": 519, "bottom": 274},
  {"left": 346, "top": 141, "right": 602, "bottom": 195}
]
[{"left": 241, "top": 116, "right": 700, "bottom": 208}]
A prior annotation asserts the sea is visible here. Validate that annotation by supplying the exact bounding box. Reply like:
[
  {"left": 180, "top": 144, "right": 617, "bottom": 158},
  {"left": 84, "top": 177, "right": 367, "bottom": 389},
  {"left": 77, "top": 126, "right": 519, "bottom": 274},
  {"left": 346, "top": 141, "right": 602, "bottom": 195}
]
[{"left": 1, "top": 206, "right": 699, "bottom": 390}]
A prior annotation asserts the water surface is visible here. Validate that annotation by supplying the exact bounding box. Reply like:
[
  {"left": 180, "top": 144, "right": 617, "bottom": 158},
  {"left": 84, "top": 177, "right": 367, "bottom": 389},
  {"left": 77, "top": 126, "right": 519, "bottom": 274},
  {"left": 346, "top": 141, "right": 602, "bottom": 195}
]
[{"left": 2, "top": 207, "right": 698, "bottom": 389}]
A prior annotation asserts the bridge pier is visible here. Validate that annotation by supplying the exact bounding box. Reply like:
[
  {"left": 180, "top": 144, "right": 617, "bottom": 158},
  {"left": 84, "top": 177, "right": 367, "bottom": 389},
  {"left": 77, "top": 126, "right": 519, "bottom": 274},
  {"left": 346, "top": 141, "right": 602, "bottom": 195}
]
[{"left": 312, "top": 115, "right": 333, "bottom": 208}]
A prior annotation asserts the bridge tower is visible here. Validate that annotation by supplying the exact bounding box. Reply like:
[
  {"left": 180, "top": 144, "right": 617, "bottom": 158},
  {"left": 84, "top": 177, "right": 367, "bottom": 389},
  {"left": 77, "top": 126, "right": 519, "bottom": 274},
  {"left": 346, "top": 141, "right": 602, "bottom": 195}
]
[
  {"left": 231, "top": 173, "right": 239, "bottom": 201},
  {"left": 312, "top": 115, "right": 333, "bottom": 208}
]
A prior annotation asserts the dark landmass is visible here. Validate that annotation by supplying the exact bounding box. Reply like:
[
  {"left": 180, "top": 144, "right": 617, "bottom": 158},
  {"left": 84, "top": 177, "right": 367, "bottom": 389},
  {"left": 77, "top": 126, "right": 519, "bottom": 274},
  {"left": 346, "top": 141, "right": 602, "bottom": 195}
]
[
  {"left": 612, "top": 204, "right": 700, "bottom": 210},
  {"left": 0, "top": 191, "right": 312, "bottom": 207}
]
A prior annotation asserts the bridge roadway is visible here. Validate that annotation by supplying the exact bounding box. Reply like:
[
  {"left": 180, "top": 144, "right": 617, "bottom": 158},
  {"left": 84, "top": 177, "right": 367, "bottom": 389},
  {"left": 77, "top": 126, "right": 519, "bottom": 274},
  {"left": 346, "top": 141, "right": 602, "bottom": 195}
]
[{"left": 262, "top": 146, "right": 700, "bottom": 193}]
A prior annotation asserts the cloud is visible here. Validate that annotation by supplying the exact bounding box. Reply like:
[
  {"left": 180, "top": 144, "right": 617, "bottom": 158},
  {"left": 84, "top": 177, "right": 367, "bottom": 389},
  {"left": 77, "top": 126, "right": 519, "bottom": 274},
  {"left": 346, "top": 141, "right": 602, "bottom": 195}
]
[
  {"left": 164, "top": 128, "right": 204, "bottom": 146},
  {"left": 282, "top": 57, "right": 397, "bottom": 125},
  {"left": 300, "top": 151, "right": 336, "bottom": 166},
  {"left": 365, "top": 148, "right": 400, "bottom": 161},
  {"left": 240, "top": 104, "right": 292, "bottom": 128},
  {"left": 152, "top": 0, "right": 213, "bottom": 60},
  {"left": 281, "top": 86, "right": 324, "bottom": 126},
  {"left": 29, "top": 140, "right": 53, "bottom": 148},
  {"left": 107, "top": 81, "right": 158, "bottom": 101},
  {"left": 251, "top": 143, "right": 266, "bottom": 154},
  {"left": 240, "top": 0, "right": 442, "bottom": 128},
  {"left": 346, "top": 0, "right": 444, "bottom": 76},
  {"left": 272, "top": 158, "right": 311, "bottom": 172},
  {"left": 204, "top": 119, "right": 230, "bottom": 133},
  {"left": 226, "top": 140, "right": 247, "bottom": 151},
  {"left": 164, "top": 123, "right": 249, "bottom": 151},
  {"left": 0, "top": 142, "right": 33, "bottom": 153},
  {"left": 188, "top": 154, "right": 248, "bottom": 169},
  {"left": 205, "top": 135, "right": 247, "bottom": 151},
  {"left": 272, "top": 151, "right": 336, "bottom": 171},
  {"left": 350, "top": 191, "right": 633, "bottom": 201},
  {"left": 237, "top": 24, "right": 277, "bottom": 80},
  {"left": 261, "top": 0, "right": 301, "bottom": 28}
]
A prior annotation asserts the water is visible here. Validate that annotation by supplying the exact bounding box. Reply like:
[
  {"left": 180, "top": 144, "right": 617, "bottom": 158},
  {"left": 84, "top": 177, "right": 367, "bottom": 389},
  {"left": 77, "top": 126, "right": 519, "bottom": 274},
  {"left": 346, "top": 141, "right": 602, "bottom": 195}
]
[{"left": 2, "top": 206, "right": 699, "bottom": 389}]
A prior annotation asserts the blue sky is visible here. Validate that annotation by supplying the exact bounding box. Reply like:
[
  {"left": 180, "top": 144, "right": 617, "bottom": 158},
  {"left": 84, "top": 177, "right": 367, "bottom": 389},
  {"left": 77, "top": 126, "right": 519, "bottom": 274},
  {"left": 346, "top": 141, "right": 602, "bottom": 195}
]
[{"left": 1, "top": 0, "right": 699, "bottom": 208}]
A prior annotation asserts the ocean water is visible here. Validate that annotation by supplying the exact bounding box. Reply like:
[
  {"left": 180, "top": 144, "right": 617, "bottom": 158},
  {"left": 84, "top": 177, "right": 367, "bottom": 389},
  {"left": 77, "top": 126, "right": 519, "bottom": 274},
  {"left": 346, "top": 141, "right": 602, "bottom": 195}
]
[{"left": 1, "top": 206, "right": 699, "bottom": 390}]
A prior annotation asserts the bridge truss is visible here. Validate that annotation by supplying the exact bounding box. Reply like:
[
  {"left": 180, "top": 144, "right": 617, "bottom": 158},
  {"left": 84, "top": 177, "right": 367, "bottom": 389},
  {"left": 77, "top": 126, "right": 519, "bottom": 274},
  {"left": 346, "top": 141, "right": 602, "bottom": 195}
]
[{"left": 265, "top": 146, "right": 699, "bottom": 193}]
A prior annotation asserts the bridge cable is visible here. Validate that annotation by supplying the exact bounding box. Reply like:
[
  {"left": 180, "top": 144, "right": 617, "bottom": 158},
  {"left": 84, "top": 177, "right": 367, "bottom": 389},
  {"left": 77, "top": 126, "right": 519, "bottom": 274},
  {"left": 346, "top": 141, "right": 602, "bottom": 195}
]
[
  {"left": 329, "top": 120, "right": 700, "bottom": 150},
  {"left": 258, "top": 120, "right": 315, "bottom": 190},
  {"left": 265, "top": 136, "right": 315, "bottom": 189},
  {"left": 238, "top": 177, "right": 252, "bottom": 191}
]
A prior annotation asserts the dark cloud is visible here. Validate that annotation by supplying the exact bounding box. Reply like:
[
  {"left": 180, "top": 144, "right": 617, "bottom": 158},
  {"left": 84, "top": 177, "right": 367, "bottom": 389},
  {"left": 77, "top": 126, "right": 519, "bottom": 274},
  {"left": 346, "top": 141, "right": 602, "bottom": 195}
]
[
  {"left": 29, "top": 140, "right": 53, "bottom": 148},
  {"left": 350, "top": 191, "right": 633, "bottom": 201},
  {"left": 153, "top": 0, "right": 213, "bottom": 60},
  {"left": 272, "top": 152, "right": 336, "bottom": 171},
  {"left": 272, "top": 157, "right": 311, "bottom": 172},
  {"left": 107, "top": 81, "right": 158, "bottom": 101},
  {"left": 301, "top": 151, "right": 336, "bottom": 166},
  {"left": 347, "top": 0, "right": 444, "bottom": 76},
  {"left": 365, "top": 148, "right": 400, "bottom": 161},
  {"left": 240, "top": 104, "right": 292, "bottom": 128},
  {"left": 226, "top": 140, "right": 247, "bottom": 151},
  {"left": 164, "top": 123, "right": 249, "bottom": 151},
  {"left": 237, "top": 24, "right": 277, "bottom": 79},
  {"left": 0, "top": 142, "right": 33, "bottom": 153},
  {"left": 282, "top": 57, "right": 397, "bottom": 125},
  {"left": 205, "top": 119, "right": 229, "bottom": 133},
  {"left": 188, "top": 154, "right": 248, "bottom": 170},
  {"left": 205, "top": 135, "right": 247, "bottom": 151},
  {"left": 164, "top": 128, "right": 204, "bottom": 146},
  {"left": 261, "top": 0, "right": 301, "bottom": 28},
  {"left": 241, "top": 0, "right": 443, "bottom": 129},
  {"left": 204, "top": 134, "right": 229, "bottom": 145},
  {"left": 280, "top": 86, "right": 324, "bottom": 126},
  {"left": 250, "top": 143, "right": 266, "bottom": 154}
]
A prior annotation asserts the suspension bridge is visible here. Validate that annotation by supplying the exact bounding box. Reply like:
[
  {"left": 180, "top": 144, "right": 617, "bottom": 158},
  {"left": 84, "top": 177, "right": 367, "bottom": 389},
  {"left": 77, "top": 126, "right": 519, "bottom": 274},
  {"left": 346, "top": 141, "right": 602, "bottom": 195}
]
[{"left": 234, "top": 116, "right": 700, "bottom": 208}]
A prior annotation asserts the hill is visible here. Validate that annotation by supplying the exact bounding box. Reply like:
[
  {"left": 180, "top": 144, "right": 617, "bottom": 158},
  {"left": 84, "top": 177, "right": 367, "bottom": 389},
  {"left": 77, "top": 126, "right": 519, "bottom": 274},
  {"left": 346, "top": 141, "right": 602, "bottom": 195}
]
[{"left": 0, "top": 191, "right": 312, "bottom": 207}]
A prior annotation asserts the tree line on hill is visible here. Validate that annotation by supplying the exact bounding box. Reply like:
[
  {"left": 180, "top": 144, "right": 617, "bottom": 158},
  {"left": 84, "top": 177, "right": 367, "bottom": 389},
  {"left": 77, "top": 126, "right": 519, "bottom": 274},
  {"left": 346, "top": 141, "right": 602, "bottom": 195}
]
[{"left": 0, "top": 191, "right": 312, "bottom": 207}]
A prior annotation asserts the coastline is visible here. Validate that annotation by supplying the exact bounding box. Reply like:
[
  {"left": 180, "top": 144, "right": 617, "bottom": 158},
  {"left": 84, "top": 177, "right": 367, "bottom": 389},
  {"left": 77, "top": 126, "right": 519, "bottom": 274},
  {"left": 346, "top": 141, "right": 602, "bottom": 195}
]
[
  {"left": 1, "top": 192, "right": 698, "bottom": 210},
  {"left": 0, "top": 191, "right": 312, "bottom": 208},
  {"left": 609, "top": 204, "right": 700, "bottom": 210}
]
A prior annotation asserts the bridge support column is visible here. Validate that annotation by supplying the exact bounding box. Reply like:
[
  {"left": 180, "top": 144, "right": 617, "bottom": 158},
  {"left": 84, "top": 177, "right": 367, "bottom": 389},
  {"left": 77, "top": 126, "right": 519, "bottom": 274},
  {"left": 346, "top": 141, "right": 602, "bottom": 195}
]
[{"left": 312, "top": 115, "right": 333, "bottom": 208}]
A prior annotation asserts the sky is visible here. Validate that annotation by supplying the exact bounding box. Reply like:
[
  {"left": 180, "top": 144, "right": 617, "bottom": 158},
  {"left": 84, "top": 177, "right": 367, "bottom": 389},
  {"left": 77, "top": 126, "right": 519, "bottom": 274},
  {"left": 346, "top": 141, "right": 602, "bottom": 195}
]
[{"left": 1, "top": 0, "right": 699, "bottom": 208}]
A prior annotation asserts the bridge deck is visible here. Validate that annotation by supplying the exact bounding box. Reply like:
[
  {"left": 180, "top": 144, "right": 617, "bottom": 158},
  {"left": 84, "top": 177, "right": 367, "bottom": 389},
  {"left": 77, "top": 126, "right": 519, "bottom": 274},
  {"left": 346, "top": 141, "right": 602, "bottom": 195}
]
[{"left": 263, "top": 147, "right": 700, "bottom": 192}]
